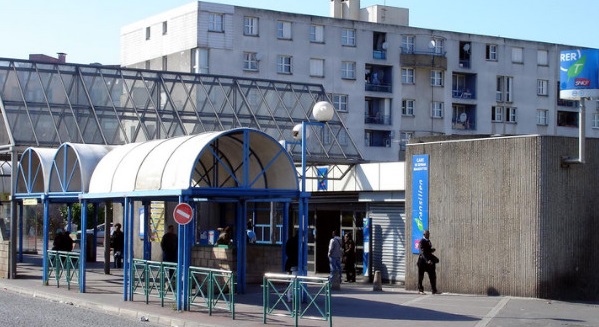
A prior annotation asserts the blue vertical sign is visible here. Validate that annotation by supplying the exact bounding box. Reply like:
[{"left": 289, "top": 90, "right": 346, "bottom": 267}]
[
  {"left": 362, "top": 217, "right": 371, "bottom": 277},
  {"left": 411, "top": 154, "right": 429, "bottom": 254},
  {"left": 317, "top": 167, "right": 328, "bottom": 191}
]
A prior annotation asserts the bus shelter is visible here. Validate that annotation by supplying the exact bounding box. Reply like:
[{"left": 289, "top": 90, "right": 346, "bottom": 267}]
[{"left": 82, "top": 128, "right": 298, "bottom": 309}]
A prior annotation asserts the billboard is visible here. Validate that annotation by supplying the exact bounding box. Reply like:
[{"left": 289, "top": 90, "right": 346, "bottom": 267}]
[{"left": 560, "top": 49, "right": 599, "bottom": 99}]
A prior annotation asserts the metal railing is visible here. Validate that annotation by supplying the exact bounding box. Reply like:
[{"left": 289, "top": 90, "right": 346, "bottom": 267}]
[
  {"left": 131, "top": 259, "right": 235, "bottom": 319},
  {"left": 46, "top": 250, "right": 80, "bottom": 290},
  {"left": 262, "top": 273, "right": 331, "bottom": 327},
  {"left": 131, "top": 259, "right": 177, "bottom": 307},
  {"left": 188, "top": 266, "right": 235, "bottom": 318}
]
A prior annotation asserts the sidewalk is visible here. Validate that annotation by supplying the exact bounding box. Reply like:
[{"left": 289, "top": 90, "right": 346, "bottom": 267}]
[{"left": 1, "top": 253, "right": 598, "bottom": 327}]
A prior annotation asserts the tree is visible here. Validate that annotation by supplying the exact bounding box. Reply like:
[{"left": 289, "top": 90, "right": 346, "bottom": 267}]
[{"left": 58, "top": 203, "right": 106, "bottom": 230}]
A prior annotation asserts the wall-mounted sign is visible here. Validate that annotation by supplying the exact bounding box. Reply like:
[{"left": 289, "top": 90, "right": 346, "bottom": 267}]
[
  {"left": 23, "top": 198, "right": 37, "bottom": 206},
  {"left": 560, "top": 49, "right": 599, "bottom": 99},
  {"left": 411, "top": 154, "right": 429, "bottom": 254}
]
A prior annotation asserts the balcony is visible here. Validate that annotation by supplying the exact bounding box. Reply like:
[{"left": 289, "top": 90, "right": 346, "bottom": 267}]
[
  {"left": 364, "top": 97, "right": 391, "bottom": 125},
  {"left": 373, "top": 31, "right": 387, "bottom": 60},
  {"left": 452, "top": 105, "right": 476, "bottom": 131},
  {"left": 400, "top": 48, "right": 447, "bottom": 70},
  {"left": 365, "top": 64, "right": 392, "bottom": 93}
]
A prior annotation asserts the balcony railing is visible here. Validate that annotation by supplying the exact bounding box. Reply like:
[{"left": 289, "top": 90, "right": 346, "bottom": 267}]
[
  {"left": 373, "top": 50, "right": 387, "bottom": 60},
  {"left": 365, "top": 83, "right": 392, "bottom": 93}
]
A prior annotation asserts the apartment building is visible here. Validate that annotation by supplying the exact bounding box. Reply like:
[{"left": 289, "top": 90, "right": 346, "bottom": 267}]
[{"left": 121, "top": 0, "right": 595, "bottom": 163}]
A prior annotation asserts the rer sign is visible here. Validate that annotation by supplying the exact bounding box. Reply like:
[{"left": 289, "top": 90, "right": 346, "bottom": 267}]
[{"left": 560, "top": 49, "right": 599, "bottom": 99}]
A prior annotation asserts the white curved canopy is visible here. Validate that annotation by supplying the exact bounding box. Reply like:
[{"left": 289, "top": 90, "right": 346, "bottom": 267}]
[
  {"left": 89, "top": 128, "right": 298, "bottom": 195},
  {"left": 48, "top": 143, "right": 113, "bottom": 193},
  {"left": 15, "top": 147, "right": 57, "bottom": 195}
]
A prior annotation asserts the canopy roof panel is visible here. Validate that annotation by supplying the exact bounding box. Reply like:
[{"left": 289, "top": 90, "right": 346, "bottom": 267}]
[
  {"left": 15, "top": 147, "right": 56, "bottom": 195},
  {"left": 49, "top": 143, "right": 113, "bottom": 194},
  {"left": 89, "top": 128, "right": 297, "bottom": 196}
]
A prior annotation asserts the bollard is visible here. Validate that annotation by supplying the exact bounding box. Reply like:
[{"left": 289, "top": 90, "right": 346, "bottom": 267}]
[
  {"left": 373, "top": 270, "right": 382, "bottom": 291},
  {"left": 331, "top": 271, "right": 341, "bottom": 290}
]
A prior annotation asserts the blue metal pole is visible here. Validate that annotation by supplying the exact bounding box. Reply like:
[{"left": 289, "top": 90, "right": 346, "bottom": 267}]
[
  {"left": 41, "top": 198, "right": 49, "bottom": 283},
  {"left": 80, "top": 200, "right": 88, "bottom": 292},
  {"left": 298, "top": 122, "right": 308, "bottom": 277},
  {"left": 143, "top": 202, "right": 151, "bottom": 260},
  {"left": 123, "top": 198, "right": 129, "bottom": 301},
  {"left": 18, "top": 201, "right": 23, "bottom": 263}
]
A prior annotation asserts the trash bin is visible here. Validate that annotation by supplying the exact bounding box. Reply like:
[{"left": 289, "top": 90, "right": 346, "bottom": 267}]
[{"left": 86, "top": 232, "right": 96, "bottom": 262}]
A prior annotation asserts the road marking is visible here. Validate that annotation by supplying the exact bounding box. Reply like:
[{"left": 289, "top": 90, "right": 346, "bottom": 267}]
[
  {"left": 475, "top": 297, "right": 510, "bottom": 327},
  {"left": 402, "top": 294, "right": 428, "bottom": 306}
]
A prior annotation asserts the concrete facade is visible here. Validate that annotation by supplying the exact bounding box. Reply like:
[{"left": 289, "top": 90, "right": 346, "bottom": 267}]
[
  {"left": 405, "top": 135, "right": 599, "bottom": 300},
  {"left": 121, "top": 1, "right": 599, "bottom": 163}
]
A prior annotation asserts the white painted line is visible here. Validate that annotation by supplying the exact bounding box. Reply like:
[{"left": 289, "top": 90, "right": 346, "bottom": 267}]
[
  {"left": 475, "top": 297, "right": 510, "bottom": 327},
  {"left": 402, "top": 294, "right": 428, "bottom": 306}
]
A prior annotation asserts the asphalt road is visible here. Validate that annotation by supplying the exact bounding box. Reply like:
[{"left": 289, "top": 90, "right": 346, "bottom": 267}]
[{"left": 0, "top": 288, "right": 162, "bottom": 327}]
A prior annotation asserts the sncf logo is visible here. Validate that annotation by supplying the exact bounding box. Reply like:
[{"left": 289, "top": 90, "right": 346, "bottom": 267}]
[{"left": 575, "top": 78, "right": 591, "bottom": 86}]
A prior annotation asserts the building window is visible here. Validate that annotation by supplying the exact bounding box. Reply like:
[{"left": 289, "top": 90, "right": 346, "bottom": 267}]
[
  {"left": 593, "top": 113, "right": 599, "bottom": 129},
  {"left": 401, "top": 68, "right": 415, "bottom": 84},
  {"left": 244, "top": 16, "right": 259, "bottom": 36},
  {"left": 310, "top": 25, "right": 324, "bottom": 43},
  {"left": 330, "top": 94, "right": 348, "bottom": 112},
  {"left": 399, "top": 131, "right": 413, "bottom": 151},
  {"left": 537, "top": 79, "right": 549, "bottom": 96},
  {"left": 145, "top": 27, "right": 151, "bottom": 40},
  {"left": 557, "top": 110, "right": 578, "bottom": 127},
  {"left": 341, "top": 61, "right": 356, "bottom": 79},
  {"left": 402, "top": 99, "right": 415, "bottom": 116},
  {"left": 431, "top": 101, "right": 444, "bottom": 118},
  {"left": 512, "top": 47, "right": 523, "bottom": 63},
  {"left": 486, "top": 44, "right": 497, "bottom": 61},
  {"left": 496, "top": 76, "right": 513, "bottom": 102},
  {"left": 491, "top": 106, "right": 503, "bottom": 122},
  {"left": 277, "top": 21, "right": 292, "bottom": 39},
  {"left": 310, "top": 58, "right": 325, "bottom": 77},
  {"left": 342, "top": 28, "right": 356, "bottom": 46},
  {"left": 432, "top": 37, "right": 445, "bottom": 54},
  {"left": 243, "top": 52, "right": 258, "bottom": 71},
  {"left": 507, "top": 107, "right": 517, "bottom": 123},
  {"left": 401, "top": 35, "right": 414, "bottom": 53},
  {"left": 537, "top": 50, "right": 548, "bottom": 66},
  {"left": 162, "top": 21, "right": 168, "bottom": 35},
  {"left": 431, "top": 70, "right": 444, "bottom": 86},
  {"left": 209, "top": 13, "right": 224, "bottom": 32},
  {"left": 537, "top": 109, "right": 548, "bottom": 126},
  {"left": 192, "top": 48, "right": 209, "bottom": 74},
  {"left": 277, "top": 55, "right": 292, "bottom": 74}
]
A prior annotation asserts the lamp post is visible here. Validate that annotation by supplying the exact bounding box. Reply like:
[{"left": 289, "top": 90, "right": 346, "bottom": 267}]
[{"left": 294, "top": 101, "right": 334, "bottom": 277}]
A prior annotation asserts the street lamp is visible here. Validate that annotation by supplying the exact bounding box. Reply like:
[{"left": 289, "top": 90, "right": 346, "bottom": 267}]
[{"left": 295, "top": 101, "right": 334, "bottom": 277}]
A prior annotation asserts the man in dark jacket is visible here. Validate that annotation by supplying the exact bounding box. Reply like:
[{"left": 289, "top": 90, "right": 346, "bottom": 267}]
[
  {"left": 111, "top": 223, "right": 124, "bottom": 268},
  {"left": 417, "top": 230, "right": 440, "bottom": 294}
]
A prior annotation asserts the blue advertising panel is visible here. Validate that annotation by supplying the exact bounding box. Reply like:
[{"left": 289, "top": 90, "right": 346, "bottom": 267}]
[
  {"left": 317, "top": 167, "right": 328, "bottom": 191},
  {"left": 411, "top": 154, "right": 429, "bottom": 254},
  {"left": 362, "top": 217, "right": 370, "bottom": 277},
  {"left": 560, "top": 49, "right": 599, "bottom": 99}
]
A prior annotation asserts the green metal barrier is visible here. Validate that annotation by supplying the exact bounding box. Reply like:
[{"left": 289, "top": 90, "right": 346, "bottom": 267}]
[
  {"left": 46, "top": 250, "right": 80, "bottom": 290},
  {"left": 262, "top": 273, "right": 331, "bottom": 327},
  {"left": 132, "top": 259, "right": 177, "bottom": 307},
  {"left": 188, "top": 266, "right": 235, "bottom": 318}
]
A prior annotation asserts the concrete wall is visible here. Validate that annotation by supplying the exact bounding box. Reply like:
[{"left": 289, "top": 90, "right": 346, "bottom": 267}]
[
  {"left": 0, "top": 241, "right": 8, "bottom": 278},
  {"left": 405, "top": 135, "right": 599, "bottom": 300}
]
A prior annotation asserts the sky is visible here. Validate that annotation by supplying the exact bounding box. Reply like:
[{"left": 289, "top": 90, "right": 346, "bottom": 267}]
[{"left": 1, "top": 0, "right": 598, "bottom": 65}]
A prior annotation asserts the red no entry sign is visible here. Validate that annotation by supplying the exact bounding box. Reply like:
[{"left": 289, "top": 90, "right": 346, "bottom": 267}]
[{"left": 173, "top": 203, "right": 193, "bottom": 225}]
